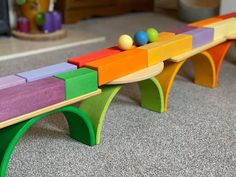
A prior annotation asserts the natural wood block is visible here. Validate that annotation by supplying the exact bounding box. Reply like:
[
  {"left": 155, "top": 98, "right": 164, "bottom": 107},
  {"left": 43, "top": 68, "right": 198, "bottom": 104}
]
[
  {"left": 205, "top": 18, "right": 236, "bottom": 40},
  {"left": 68, "top": 47, "right": 122, "bottom": 67},
  {"left": 0, "top": 77, "right": 65, "bottom": 123},
  {"left": 139, "top": 34, "right": 192, "bottom": 66},
  {"left": 55, "top": 68, "right": 98, "bottom": 100},
  {"left": 85, "top": 49, "right": 147, "bottom": 86},
  {"left": 189, "top": 17, "right": 223, "bottom": 27}
]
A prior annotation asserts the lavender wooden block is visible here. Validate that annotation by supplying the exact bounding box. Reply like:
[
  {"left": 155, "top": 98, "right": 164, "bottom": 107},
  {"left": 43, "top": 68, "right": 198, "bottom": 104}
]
[
  {"left": 0, "top": 77, "right": 65, "bottom": 123},
  {"left": 183, "top": 28, "right": 214, "bottom": 49},
  {"left": 168, "top": 26, "right": 197, "bottom": 34},
  {"left": 17, "top": 62, "right": 77, "bottom": 82},
  {"left": 0, "top": 75, "right": 26, "bottom": 90}
]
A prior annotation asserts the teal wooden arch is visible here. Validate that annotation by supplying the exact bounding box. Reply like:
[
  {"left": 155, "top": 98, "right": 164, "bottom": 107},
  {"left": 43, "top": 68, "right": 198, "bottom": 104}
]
[
  {"left": 79, "top": 77, "right": 164, "bottom": 145},
  {"left": 0, "top": 106, "right": 95, "bottom": 177}
]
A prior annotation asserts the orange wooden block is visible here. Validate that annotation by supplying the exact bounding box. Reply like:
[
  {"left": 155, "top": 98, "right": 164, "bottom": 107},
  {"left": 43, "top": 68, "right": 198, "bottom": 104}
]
[
  {"left": 85, "top": 49, "right": 147, "bottom": 86},
  {"left": 139, "top": 34, "right": 192, "bottom": 66},
  {"left": 189, "top": 17, "right": 223, "bottom": 27},
  {"left": 157, "top": 32, "right": 175, "bottom": 41}
]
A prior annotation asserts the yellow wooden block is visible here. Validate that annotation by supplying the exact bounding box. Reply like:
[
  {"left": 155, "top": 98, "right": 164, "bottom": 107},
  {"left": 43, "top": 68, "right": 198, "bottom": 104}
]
[
  {"left": 157, "top": 32, "right": 175, "bottom": 41},
  {"left": 139, "top": 34, "right": 192, "bottom": 66},
  {"left": 205, "top": 18, "right": 236, "bottom": 40}
]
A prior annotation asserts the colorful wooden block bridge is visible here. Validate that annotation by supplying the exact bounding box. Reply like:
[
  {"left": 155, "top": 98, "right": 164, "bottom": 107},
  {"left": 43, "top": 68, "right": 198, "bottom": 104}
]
[{"left": 1, "top": 12, "right": 236, "bottom": 176}]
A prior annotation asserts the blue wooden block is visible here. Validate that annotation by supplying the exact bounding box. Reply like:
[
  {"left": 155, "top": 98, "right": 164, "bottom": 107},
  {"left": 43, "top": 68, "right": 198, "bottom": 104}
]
[{"left": 17, "top": 62, "right": 77, "bottom": 82}]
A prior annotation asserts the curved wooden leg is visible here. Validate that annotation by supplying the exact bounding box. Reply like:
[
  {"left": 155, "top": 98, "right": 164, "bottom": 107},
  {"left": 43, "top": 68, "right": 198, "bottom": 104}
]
[
  {"left": 191, "top": 52, "right": 216, "bottom": 88},
  {"left": 0, "top": 106, "right": 95, "bottom": 177},
  {"left": 156, "top": 61, "right": 185, "bottom": 112},
  {"left": 207, "top": 41, "right": 232, "bottom": 82},
  {"left": 156, "top": 52, "right": 216, "bottom": 112},
  {"left": 79, "top": 85, "right": 122, "bottom": 145},
  {"left": 138, "top": 77, "right": 164, "bottom": 113}
]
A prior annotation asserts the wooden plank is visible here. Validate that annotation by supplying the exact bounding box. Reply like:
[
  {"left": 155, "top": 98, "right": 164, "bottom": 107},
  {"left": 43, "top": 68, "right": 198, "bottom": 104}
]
[
  {"left": 0, "top": 89, "right": 101, "bottom": 129},
  {"left": 85, "top": 49, "right": 148, "bottom": 86},
  {"left": 68, "top": 47, "right": 122, "bottom": 67},
  {"left": 55, "top": 68, "right": 98, "bottom": 100},
  {"left": 170, "top": 38, "right": 226, "bottom": 62},
  {"left": 226, "top": 32, "right": 236, "bottom": 39},
  {"left": 108, "top": 62, "right": 164, "bottom": 85},
  {"left": 139, "top": 34, "right": 192, "bottom": 66},
  {"left": 0, "top": 75, "right": 26, "bottom": 90},
  {"left": 0, "top": 77, "right": 65, "bottom": 123},
  {"left": 17, "top": 62, "right": 77, "bottom": 82}
]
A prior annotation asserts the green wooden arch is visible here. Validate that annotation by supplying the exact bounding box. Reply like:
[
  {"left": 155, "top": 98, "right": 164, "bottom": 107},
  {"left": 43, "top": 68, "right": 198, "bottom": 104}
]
[
  {"left": 79, "top": 77, "right": 164, "bottom": 145},
  {"left": 0, "top": 106, "right": 95, "bottom": 177}
]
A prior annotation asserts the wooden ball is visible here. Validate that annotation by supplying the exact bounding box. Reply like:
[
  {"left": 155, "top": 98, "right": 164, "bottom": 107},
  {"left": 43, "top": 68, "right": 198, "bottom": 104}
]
[{"left": 118, "top": 34, "right": 133, "bottom": 50}]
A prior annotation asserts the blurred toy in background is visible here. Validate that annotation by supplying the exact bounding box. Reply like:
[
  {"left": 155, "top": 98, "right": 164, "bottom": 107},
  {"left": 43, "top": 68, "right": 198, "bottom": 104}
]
[
  {"left": 15, "top": 0, "right": 62, "bottom": 33},
  {"left": 17, "top": 17, "right": 30, "bottom": 33}
]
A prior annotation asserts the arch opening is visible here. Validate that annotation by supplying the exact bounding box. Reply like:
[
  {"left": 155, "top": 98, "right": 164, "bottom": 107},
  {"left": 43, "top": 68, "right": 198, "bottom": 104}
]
[
  {"left": 0, "top": 106, "right": 95, "bottom": 177},
  {"left": 156, "top": 51, "right": 216, "bottom": 112}
]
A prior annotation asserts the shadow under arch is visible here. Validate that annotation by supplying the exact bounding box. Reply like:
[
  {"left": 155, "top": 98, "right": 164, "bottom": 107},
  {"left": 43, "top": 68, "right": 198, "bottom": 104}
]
[
  {"left": 0, "top": 106, "right": 95, "bottom": 177},
  {"left": 156, "top": 51, "right": 216, "bottom": 112},
  {"left": 79, "top": 77, "right": 164, "bottom": 145},
  {"left": 207, "top": 40, "right": 233, "bottom": 83}
]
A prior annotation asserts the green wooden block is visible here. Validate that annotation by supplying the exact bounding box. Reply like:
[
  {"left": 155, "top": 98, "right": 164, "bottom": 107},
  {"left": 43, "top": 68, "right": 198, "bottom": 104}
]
[{"left": 55, "top": 68, "right": 98, "bottom": 100}]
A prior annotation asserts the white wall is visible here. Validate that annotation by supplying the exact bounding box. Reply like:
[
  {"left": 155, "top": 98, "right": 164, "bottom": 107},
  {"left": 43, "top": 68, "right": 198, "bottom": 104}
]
[{"left": 220, "top": 0, "right": 236, "bottom": 14}]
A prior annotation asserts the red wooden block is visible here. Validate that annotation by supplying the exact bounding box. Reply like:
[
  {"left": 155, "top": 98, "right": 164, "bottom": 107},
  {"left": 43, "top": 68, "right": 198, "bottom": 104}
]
[
  {"left": 218, "top": 12, "right": 236, "bottom": 19},
  {"left": 68, "top": 47, "right": 122, "bottom": 67}
]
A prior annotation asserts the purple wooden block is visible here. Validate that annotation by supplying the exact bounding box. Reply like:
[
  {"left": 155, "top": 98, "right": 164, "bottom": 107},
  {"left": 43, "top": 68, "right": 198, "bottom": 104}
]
[
  {"left": 0, "top": 77, "right": 65, "bottom": 123},
  {"left": 183, "top": 27, "right": 214, "bottom": 49},
  {"left": 168, "top": 26, "right": 197, "bottom": 34},
  {"left": 42, "top": 12, "right": 54, "bottom": 33},
  {"left": 0, "top": 75, "right": 26, "bottom": 90},
  {"left": 52, "top": 11, "right": 62, "bottom": 31},
  {"left": 17, "top": 62, "right": 77, "bottom": 82}
]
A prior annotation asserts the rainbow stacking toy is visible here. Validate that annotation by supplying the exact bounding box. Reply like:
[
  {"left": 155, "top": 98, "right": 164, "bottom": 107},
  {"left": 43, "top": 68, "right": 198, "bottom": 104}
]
[{"left": 1, "top": 12, "right": 236, "bottom": 176}]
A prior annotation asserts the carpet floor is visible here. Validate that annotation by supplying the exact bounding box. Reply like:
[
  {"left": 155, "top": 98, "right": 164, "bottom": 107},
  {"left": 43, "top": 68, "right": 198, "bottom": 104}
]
[{"left": 1, "top": 10, "right": 235, "bottom": 177}]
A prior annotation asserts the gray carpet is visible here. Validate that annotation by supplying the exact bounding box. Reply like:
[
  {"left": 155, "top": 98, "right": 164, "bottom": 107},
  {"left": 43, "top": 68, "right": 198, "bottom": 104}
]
[{"left": 1, "top": 10, "right": 236, "bottom": 177}]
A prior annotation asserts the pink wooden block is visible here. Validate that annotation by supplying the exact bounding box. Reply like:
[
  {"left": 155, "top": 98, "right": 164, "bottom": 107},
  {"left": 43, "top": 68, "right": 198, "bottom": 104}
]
[
  {"left": 0, "top": 75, "right": 26, "bottom": 90},
  {"left": 0, "top": 77, "right": 65, "bottom": 122}
]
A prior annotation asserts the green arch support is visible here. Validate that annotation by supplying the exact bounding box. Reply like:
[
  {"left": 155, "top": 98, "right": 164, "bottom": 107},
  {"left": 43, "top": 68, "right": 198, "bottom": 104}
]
[
  {"left": 0, "top": 106, "right": 95, "bottom": 177},
  {"left": 79, "top": 77, "right": 164, "bottom": 145}
]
